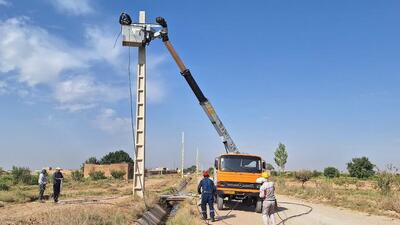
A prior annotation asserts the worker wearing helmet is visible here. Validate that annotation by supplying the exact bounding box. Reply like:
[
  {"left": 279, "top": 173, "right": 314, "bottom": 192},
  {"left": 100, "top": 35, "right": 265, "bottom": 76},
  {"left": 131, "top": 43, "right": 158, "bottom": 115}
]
[
  {"left": 259, "top": 171, "right": 276, "bottom": 225},
  {"left": 197, "top": 170, "right": 216, "bottom": 222}
]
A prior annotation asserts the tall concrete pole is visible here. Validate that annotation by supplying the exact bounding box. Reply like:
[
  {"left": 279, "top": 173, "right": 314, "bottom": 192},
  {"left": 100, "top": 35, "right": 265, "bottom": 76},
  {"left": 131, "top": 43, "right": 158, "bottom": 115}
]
[
  {"left": 133, "top": 11, "right": 146, "bottom": 198},
  {"left": 181, "top": 132, "right": 184, "bottom": 178}
]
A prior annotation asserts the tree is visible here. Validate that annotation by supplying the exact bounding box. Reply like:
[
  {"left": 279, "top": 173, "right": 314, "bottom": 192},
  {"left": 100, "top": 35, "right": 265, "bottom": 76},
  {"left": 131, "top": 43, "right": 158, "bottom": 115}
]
[
  {"left": 184, "top": 165, "right": 197, "bottom": 174},
  {"left": 324, "top": 167, "right": 340, "bottom": 178},
  {"left": 100, "top": 150, "right": 134, "bottom": 165},
  {"left": 10, "top": 166, "right": 36, "bottom": 185},
  {"left": 295, "top": 170, "right": 313, "bottom": 188},
  {"left": 274, "top": 143, "right": 288, "bottom": 172},
  {"left": 85, "top": 157, "right": 99, "bottom": 164},
  {"left": 347, "top": 157, "right": 375, "bottom": 179},
  {"left": 265, "top": 163, "right": 275, "bottom": 171}
]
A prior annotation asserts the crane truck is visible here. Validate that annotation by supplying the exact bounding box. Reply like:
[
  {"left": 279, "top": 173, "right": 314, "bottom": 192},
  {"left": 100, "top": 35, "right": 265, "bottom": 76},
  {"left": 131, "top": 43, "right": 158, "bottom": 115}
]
[{"left": 120, "top": 13, "right": 266, "bottom": 213}]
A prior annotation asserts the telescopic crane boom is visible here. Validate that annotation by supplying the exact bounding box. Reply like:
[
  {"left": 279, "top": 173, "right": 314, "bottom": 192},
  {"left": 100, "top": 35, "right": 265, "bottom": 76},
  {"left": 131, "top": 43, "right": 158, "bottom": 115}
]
[
  {"left": 119, "top": 13, "right": 239, "bottom": 154},
  {"left": 155, "top": 17, "right": 239, "bottom": 154}
]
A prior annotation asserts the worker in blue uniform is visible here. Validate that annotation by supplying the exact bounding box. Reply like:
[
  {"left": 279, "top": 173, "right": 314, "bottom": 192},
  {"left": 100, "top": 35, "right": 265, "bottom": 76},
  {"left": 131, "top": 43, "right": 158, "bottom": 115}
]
[{"left": 198, "top": 170, "right": 216, "bottom": 222}]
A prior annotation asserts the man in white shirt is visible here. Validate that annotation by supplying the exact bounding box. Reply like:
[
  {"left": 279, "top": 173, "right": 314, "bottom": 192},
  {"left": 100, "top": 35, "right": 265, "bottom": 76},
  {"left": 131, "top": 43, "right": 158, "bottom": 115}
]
[
  {"left": 38, "top": 169, "right": 48, "bottom": 202},
  {"left": 259, "top": 172, "right": 276, "bottom": 225}
]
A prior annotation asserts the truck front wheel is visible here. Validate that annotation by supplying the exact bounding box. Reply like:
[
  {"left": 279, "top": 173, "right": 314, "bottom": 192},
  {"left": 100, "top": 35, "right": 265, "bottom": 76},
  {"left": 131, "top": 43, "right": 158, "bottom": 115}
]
[
  {"left": 217, "top": 195, "right": 224, "bottom": 210},
  {"left": 255, "top": 199, "right": 262, "bottom": 213}
]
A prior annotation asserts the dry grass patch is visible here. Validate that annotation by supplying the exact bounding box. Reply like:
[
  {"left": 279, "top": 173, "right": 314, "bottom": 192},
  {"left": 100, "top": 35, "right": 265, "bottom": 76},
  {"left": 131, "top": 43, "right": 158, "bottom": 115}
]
[
  {"left": 0, "top": 174, "right": 182, "bottom": 225},
  {"left": 167, "top": 200, "right": 203, "bottom": 225},
  {"left": 275, "top": 177, "right": 400, "bottom": 218},
  {"left": 166, "top": 177, "right": 203, "bottom": 225}
]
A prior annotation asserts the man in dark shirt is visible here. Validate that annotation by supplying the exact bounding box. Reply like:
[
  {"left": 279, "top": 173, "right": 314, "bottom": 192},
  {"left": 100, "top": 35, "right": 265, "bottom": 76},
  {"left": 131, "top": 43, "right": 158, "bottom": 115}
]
[
  {"left": 198, "top": 170, "right": 216, "bottom": 222},
  {"left": 52, "top": 167, "right": 64, "bottom": 203}
]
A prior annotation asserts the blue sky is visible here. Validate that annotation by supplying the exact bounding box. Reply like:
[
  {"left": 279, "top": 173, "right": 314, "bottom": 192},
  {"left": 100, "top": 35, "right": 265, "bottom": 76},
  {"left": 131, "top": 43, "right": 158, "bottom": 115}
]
[{"left": 0, "top": 0, "right": 399, "bottom": 171}]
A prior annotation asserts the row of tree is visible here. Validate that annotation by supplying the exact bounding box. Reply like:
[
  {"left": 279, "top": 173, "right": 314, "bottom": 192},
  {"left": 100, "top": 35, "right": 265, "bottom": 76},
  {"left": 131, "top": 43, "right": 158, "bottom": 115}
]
[
  {"left": 273, "top": 142, "right": 378, "bottom": 179},
  {"left": 85, "top": 150, "right": 134, "bottom": 165}
]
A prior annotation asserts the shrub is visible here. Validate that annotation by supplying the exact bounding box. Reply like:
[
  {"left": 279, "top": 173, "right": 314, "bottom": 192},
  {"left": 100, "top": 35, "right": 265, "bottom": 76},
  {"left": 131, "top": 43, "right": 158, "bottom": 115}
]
[
  {"left": 0, "top": 182, "right": 9, "bottom": 191},
  {"left": 0, "top": 167, "right": 6, "bottom": 176},
  {"left": 324, "top": 167, "right": 340, "bottom": 178},
  {"left": 283, "top": 171, "right": 295, "bottom": 178},
  {"left": 376, "top": 166, "right": 398, "bottom": 195},
  {"left": 111, "top": 170, "right": 126, "bottom": 179},
  {"left": 347, "top": 157, "right": 375, "bottom": 179},
  {"left": 295, "top": 170, "right": 313, "bottom": 188},
  {"left": 89, "top": 171, "right": 106, "bottom": 180},
  {"left": 312, "top": 170, "right": 322, "bottom": 177},
  {"left": 11, "top": 166, "right": 37, "bottom": 185},
  {"left": 71, "top": 170, "right": 84, "bottom": 181}
]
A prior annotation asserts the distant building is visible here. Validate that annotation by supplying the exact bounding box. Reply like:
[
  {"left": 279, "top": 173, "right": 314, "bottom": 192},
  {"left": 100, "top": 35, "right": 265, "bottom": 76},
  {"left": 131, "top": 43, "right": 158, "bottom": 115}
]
[{"left": 148, "top": 167, "right": 177, "bottom": 175}]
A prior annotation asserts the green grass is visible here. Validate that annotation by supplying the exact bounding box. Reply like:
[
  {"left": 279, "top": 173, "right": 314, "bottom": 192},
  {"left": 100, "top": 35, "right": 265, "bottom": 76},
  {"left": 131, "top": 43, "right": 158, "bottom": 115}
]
[{"left": 0, "top": 185, "right": 37, "bottom": 203}]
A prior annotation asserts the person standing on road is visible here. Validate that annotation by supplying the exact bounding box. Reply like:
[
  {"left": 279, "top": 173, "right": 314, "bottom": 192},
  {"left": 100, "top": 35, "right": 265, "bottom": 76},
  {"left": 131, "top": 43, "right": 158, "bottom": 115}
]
[
  {"left": 52, "top": 167, "right": 64, "bottom": 203},
  {"left": 38, "top": 169, "right": 48, "bottom": 202},
  {"left": 259, "top": 171, "right": 277, "bottom": 225},
  {"left": 198, "top": 170, "right": 216, "bottom": 222}
]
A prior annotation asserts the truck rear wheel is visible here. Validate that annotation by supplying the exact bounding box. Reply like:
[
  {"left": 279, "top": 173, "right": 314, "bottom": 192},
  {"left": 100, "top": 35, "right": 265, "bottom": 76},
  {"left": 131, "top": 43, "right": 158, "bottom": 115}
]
[
  {"left": 217, "top": 195, "right": 224, "bottom": 210},
  {"left": 255, "top": 199, "right": 262, "bottom": 213}
]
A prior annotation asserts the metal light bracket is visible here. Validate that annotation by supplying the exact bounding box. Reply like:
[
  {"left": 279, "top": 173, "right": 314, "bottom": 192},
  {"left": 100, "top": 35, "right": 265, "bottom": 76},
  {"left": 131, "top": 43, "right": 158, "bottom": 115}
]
[{"left": 121, "top": 23, "right": 162, "bottom": 47}]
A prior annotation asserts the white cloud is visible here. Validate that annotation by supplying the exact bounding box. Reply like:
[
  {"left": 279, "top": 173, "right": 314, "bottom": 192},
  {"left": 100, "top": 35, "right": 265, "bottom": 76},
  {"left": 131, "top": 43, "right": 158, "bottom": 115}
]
[
  {"left": 94, "top": 108, "right": 131, "bottom": 134},
  {"left": 0, "top": 16, "right": 169, "bottom": 116},
  {"left": 54, "top": 75, "right": 125, "bottom": 112},
  {"left": 85, "top": 26, "right": 124, "bottom": 68},
  {"left": 0, "top": 17, "right": 87, "bottom": 86},
  {"left": 49, "top": 0, "right": 93, "bottom": 16},
  {"left": 0, "top": 0, "right": 10, "bottom": 6}
]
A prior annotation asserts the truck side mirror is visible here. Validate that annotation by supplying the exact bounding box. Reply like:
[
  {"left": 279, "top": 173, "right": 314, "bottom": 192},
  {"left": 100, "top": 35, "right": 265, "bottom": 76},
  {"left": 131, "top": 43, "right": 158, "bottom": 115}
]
[
  {"left": 214, "top": 158, "right": 218, "bottom": 169},
  {"left": 262, "top": 160, "right": 266, "bottom": 169}
]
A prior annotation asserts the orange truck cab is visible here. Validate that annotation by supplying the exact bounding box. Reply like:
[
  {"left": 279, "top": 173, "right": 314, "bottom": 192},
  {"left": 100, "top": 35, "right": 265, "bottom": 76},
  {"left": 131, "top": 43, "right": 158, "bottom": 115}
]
[{"left": 214, "top": 153, "right": 266, "bottom": 213}]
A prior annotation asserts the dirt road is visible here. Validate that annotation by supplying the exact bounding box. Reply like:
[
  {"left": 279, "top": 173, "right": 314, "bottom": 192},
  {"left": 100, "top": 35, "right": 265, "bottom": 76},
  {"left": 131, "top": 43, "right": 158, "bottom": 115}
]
[{"left": 209, "top": 195, "right": 400, "bottom": 225}]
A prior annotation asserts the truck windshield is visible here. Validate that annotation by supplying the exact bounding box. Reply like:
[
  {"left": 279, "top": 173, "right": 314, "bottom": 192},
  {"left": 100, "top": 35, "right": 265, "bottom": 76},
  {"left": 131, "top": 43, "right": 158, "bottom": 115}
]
[{"left": 220, "top": 155, "right": 261, "bottom": 173}]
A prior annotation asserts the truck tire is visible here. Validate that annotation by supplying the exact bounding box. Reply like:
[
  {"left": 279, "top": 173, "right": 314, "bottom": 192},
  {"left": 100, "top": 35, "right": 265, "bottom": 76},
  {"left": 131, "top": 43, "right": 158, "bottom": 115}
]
[
  {"left": 255, "top": 199, "right": 262, "bottom": 213},
  {"left": 217, "top": 195, "right": 224, "bottom": 210}
]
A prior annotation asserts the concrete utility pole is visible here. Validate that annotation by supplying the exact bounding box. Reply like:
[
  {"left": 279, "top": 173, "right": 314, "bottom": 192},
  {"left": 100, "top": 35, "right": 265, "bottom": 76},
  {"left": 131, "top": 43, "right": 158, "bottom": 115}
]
[
  {"left": 181, "top": 132, "right": 184, "bottom": 178},
  {"left": 133, "top": 11, "right": 146, "bottom": 198}
]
